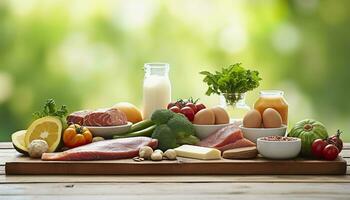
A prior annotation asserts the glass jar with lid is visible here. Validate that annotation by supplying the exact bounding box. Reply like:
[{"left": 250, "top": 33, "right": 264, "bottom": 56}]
[{"left": 254, "top": 90, "right": 288, "bottom": 125}]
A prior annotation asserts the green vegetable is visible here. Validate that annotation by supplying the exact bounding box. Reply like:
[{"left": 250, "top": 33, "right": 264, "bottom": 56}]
[
  {"left": 152, "top": 124, "right": 177, "bottom": 150},
  {"left": 32, "top": 98, "right": 68, "bottom": 127},
  {"left": 113, "top": 125, "right": 156, "bottom": 139},
  {"left": 151, "top": 109, "right": 174, "bottom": 125},
  {"left": 151, "top": 109, "right": 200, "bottom": 151},
  {"left": 130, "top": 120, "right": 155, "bottom": 132},
  {"left": 288, "top": 119, "right": 328, "bottom": 157},
  {"left": 200, "top": 63, "right": 262, "bottom": 105},
  {"left": 33, "top": 99, "right": 68, "bottom": 119}
]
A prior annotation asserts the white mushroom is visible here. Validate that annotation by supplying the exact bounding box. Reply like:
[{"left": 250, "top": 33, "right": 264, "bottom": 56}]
[
  {"left": 139, "top": 146, "right": 153, "bottom": 160},
  {"left": 28, "top": 140, "right": 49, "bottom": 158},
  {"left": 92, "top": 137, "right": 105, "bottom": 143},
  {"left": 151, "top": 152, "right": 163, "bottom": 161},
  {"left": 154, "top": 149, "right": 163, "bottom": 156},
  {"left": 164, "top": 149, "right": 177, "bottom": 160}
]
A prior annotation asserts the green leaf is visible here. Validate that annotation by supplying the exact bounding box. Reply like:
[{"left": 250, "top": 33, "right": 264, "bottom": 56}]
[{"left": 199, "top": 63, "right": 262, "bottom": 103}]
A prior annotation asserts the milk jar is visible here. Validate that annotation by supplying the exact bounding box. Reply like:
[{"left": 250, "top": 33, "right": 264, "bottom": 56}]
[{"left": 142, "top": 63, "right": 172, "bottom": 119}]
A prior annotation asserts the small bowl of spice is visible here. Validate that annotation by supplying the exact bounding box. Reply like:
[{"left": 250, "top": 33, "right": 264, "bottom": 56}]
[{"left": 257, "top": 136, "right": 301, "bottom": 159}]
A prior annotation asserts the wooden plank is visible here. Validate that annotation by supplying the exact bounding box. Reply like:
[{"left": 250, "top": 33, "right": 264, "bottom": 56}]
[
  {"left": 1, "top": 174, "right": 350, "bottom": 183},
  {"left": 0, "top": 142, "right": 13, "bottom": 149},
  {"left": 5, "top": 156, "right": 347, "bottom": 175},
  {"left": 344, "top": 143, "right": 350, "bottom": 149},
  {"left": 0, "top": 182, "right": 349, "bottom": 199},
  {"left": 341, "top": 150, "right": 350, "bottom": 158}
]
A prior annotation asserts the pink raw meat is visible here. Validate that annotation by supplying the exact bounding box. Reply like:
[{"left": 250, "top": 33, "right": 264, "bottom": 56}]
[
  {"left": 42, "top": 137, "right": 158, "bottom": 161},
  {"left": 197, "top": 123, "right": 256, "bottom": 152}
]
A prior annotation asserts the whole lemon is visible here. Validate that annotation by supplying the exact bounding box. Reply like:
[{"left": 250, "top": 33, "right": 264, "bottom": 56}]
[{"left": 113, "top": 102, "right": 143, "bottom": 123}]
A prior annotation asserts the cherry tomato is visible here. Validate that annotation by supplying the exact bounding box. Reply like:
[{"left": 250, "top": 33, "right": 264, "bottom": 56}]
[
  {"left": 195, "top": 103, "right": 206, "bottom": 112},
  {"left": 322, "top": 144, "right": 339, "bottom": 161},
  {"left": 180, "top": 106, "right": 195, "bottom": 121},
  {"left": 311, "top": 139, "right": 327, "bottom": 158},
  {"left": 167, "top": 102, "right": 176, "bottom": 109},
  {"left": 169, "top": 106, "right": 181, "bottom": 113},
  {"left": 185, "top": 102, "right": 197, "bottom": 114},
  {"left": 328, "top": 130, "right": 343, "bottom": 152}
]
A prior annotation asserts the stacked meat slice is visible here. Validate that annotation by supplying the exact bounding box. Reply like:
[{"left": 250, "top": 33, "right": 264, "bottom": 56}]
[{"left": 198, "top": 122, "right": 255, "bottom": 152}]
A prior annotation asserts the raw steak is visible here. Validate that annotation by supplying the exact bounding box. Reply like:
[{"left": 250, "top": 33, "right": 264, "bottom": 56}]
[
  {"left": 42, "top": 137, "right": 158, "bottom": 161},
  {"left": 66, "top": 110, "right": 91, "bottom": 125},
  {"left": 67, "top": 108, "right": 128, "bottom": 126},
  {"left": 83, "top": 108, "right": 127, "bottom": 126},
  {"left": 197, "top": 123, "right": 255, "bottom": 151}
]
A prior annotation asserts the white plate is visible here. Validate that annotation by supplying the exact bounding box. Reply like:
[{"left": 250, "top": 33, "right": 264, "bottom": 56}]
[{"left": 85, "top": 122, "right": 132, "bottom": 138}]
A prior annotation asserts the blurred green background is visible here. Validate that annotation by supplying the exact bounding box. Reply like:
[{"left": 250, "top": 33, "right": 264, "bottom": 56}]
[{"left": 0, "top": 0, "right": 349, "bottom": 142}]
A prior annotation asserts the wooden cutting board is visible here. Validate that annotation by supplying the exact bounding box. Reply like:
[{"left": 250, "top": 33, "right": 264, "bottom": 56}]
[{"left": 5, "top": 155, "right": 347, "bottom": 175}]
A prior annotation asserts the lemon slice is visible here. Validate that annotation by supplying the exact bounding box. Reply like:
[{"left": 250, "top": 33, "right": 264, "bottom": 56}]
[
  {"left": 12, "top": 130, "right": 28, "bottom": 155},
  {"left": 25, "top": 116, "right": 62, "bottom": 153}
]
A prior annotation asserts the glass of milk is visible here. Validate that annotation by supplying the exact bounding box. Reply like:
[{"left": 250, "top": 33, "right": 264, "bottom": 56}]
[{"left": 142, "top": 63, "right": 172, "bottom": 119}]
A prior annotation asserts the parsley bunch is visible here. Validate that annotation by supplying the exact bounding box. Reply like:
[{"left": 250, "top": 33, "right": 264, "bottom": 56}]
[
  {"left": 200, "top": 63, "right": 262, "bottom": 105},
  {"left": 33, "top": 99, "right": 68, "bottom": 119}
]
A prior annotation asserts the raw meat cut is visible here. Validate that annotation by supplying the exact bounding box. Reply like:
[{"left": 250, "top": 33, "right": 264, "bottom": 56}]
[
  {"left": 42, "top": 137, "right": 158, "bottom": 161},
  {"left": 67, "top": 108, "right": 128, "bottom": 126},
  {"left": 84, "top": 108, "right": 127, "bottom": 126},
  {"left": 216, "top": 138, "right": 255, "bottom": 152},
  {"left": 197, "top": 123, "right": 255, "bottom": 151},
  {"left": 66, "top": 110, "right": 91, "bottom": 125}
]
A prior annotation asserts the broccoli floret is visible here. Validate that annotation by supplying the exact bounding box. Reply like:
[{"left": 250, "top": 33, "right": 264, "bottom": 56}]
[
  {"left": 177, "top": 135, "right": 200, "bottom": 145},
  {"left": 151, "top": 109, "right": 174, "bottom": 125},
  {"left": 151, "top": 124, "right": 178, "bottom": 151},
  {"left": 150, "top": 109, "right": 200, "bottom": 151},
  {"left": 167, "top": 113, "right": 196, "bottom": 138}
]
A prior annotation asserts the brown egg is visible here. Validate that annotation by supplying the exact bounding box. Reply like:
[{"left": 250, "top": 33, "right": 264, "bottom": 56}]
[
  {"left": 193, "top": 108, "right": 215, "bottom": 125},
  {"left": 243, "top": 109, "right": 262, "bottom": 128},
  {"left": 211, "top": 106, "right": 230, "bottom": 124},
  {"left": 262, "top": 108, "right": 282, "bottom": 128}
]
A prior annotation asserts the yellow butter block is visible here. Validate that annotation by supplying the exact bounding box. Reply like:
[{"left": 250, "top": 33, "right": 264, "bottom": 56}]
[{"left": 174, "top": 145, "right": 221, "bottom": 160}]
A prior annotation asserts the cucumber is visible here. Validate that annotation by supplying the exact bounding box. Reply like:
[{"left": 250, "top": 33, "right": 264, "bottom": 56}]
[
  {"left": 114, "top": 125, "right": 156, "bottom": 139},
  {"left": 130, "top": 120, "right": 154, "bottom": 132}
]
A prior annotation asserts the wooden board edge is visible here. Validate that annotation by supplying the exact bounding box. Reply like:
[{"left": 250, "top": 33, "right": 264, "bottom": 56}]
[{"left": 5, "top": 158, "right": 347, "bottom": 175}]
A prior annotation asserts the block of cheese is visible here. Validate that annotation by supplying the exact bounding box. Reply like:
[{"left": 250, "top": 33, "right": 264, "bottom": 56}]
[{"left": 174, "top": 145, "right": 221, "bottom": 160}]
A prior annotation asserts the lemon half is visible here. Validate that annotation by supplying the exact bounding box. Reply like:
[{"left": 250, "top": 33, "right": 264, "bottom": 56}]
[{"left": 25, "top": 116, "right": 62, "bottom": 153}]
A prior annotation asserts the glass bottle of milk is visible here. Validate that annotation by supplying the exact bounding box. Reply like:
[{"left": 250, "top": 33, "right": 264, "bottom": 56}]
[{"left": 142, "top": 63, "right": 171, "bottom": 119}]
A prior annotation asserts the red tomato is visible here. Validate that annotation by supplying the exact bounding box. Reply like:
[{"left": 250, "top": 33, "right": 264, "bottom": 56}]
[
  {"left": 185, "top": 102, "right": 197, "bottom": 114},
  {"left": 180, "top": 106, "right": 195, "bottom": 121},
  {"left": 195, "top": 103, "right": 206, "bottom": 112},
  {"left": 322, "top": 144, "right": 339, "bottom": 161},
  {"left": 169, "top": 106, "right": 181, "bottom": 113},
  {"left": 167, "top": 102, "right": 176, "bottom": 109},
  {"left": 311, "top": 139, "right": 327, "bottom": 158},
  {"left": 328, "top": 130, "right": 343, "bottom": 152}
]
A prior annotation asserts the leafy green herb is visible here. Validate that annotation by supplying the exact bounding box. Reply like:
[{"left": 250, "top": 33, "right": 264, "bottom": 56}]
[
  {"left": 33, "top": 99, "right": 68, "bottom": 119},
  {"left": 200, "top": 63, "right": 262, "bottom": 105}
]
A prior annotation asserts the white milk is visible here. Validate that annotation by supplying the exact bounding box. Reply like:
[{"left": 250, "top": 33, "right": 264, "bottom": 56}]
[{"left": 142, "top": 63, "right": 171, "bottom": 119}]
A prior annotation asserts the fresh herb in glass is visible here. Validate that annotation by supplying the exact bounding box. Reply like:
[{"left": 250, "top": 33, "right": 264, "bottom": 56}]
[{"left": 200, "top": 63, "right": 262, "bottom": 105}]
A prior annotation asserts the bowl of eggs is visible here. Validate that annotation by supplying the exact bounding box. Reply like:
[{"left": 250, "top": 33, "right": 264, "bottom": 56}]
[
  {"left": 240, "top": 108, "right": 287, "bottom": 143},
  {"left": 193, "top": 106, "right": 231, "bottom": 139}
]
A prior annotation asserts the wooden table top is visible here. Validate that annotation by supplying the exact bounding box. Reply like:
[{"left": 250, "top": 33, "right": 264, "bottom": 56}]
[{"left": 0, "top": 142, "right": 349, "bottom": 199}]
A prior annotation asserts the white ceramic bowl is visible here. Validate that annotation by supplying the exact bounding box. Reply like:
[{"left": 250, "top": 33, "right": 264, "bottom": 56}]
[
  {"left": 257, "top": 137, "right": 301, "bottom": 159},
  {"left": 85, "top": 122, "right": 132, "bottom": 138},
  {"left": 194, "top": 123, "right": 230, "bottom": 139},
  {"left": 239, "top": 125, "right": 287, "bottom": 143}
]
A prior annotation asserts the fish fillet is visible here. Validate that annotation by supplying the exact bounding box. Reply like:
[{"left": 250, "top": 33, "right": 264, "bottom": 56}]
[{"left": 42, "top": 137, "right": 158, "bottom": 161}]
